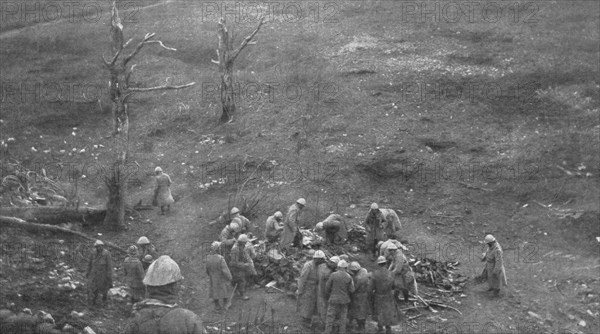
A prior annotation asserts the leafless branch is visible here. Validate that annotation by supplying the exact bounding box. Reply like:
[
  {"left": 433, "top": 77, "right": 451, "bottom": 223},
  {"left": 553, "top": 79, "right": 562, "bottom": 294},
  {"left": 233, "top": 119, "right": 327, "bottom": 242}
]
[
  {"left": 124, "top": 33, "right": 156, "bottom": 66},
  {"left": 230, "top": 17, "right": 265, "bottom": 62},
  {"left": 127, "top": 82, "right": 196, "bottom": 93}
]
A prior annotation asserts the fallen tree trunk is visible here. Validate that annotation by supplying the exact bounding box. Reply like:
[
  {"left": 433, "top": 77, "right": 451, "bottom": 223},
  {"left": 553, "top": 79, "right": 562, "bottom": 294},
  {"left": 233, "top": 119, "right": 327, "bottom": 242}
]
[
  {"left": 0, "top": 206, "right": 106, "bottom": 225},
  {"left": 0, "top": 216, "right": 127, "bottom": 254}
]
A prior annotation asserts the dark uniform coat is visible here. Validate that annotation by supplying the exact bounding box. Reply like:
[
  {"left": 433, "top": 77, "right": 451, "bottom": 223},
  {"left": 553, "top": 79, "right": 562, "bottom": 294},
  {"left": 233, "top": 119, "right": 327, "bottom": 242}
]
[
  {"left": 370, "top": 267, "right": 398, "bottom": 326},
  {"left": 206, "top": 253, "right": 233, "bottom": 299},
  {"left": 298, "top": 260, "right": 319, "bottom": 319},
  {"left": 86, "top": 248, "right": 113, "bottom": 294},
  {"left": 349, "top": 268, "right": 371, "bottom": 320}
]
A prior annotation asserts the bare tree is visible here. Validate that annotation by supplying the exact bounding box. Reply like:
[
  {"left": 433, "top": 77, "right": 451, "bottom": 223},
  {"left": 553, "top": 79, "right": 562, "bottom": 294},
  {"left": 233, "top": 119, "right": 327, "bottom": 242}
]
[
  {"left": 101, "top": 1, "right": 195, "bottom": 230},
  {"left": 212, "top": 17, "right": 264, "bottom": 123}
]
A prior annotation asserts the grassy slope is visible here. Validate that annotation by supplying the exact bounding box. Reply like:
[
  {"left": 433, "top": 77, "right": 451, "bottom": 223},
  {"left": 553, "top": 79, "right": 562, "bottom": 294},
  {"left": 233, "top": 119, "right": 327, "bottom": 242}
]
[{"left": 1, "top": 0, "right": 599, "bottom": 333}]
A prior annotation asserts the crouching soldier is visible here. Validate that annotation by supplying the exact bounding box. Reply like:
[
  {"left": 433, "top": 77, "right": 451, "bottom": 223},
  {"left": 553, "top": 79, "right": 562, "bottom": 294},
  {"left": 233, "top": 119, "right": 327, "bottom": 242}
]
[
  {"left": 124, "top": 255, "right": 204, "bottom": 333},
  {"left": 315, "top": 213, "right": 348, "bottom": 245}
]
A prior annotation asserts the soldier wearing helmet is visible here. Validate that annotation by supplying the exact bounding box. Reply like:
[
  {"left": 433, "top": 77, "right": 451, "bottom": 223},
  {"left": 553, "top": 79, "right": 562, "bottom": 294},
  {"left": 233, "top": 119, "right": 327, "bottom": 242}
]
[
  {"left": 264, "top": 211, "right": 284, "bottom": 243},
  {"left": 124, "top": 255, "right": 204, "bottom": 333},
  {"left": 364, "top": 203, "right": 386, "bottom": 260},
  {"left": 379, "top": 235, "right": 407, "bottom": 258},
  {"left": 386, "top": 243, "right": 417, "bottom": 303},
  {"left": 220, "top": 222, "right": 241, "bottom": 264},
  {"left": 370, "top": 256, "right": 398, "bottom": 334},
  {"left": 123, "top": 245, "right": 146, "bottom": 303},
  {"left": 206, "top": 241, "right": 233, "bottom": 311},
  {"left": 136, "top": 236, "right": 158, "bottom": 263},
  {"left": 348, "top": 261, "right": 370, "bottom": 331},
  {"left": 324, "top": 260, "right": 355, "bottom": 334},
  {"left": 281, "top": 198, "right": 306, "bottom": 250},
  {"left": 86, "top": 240, "right": 113, "bottom": 306},
  {"left": 153, "top": 166, "right": 174, "bottom": 215},
  {"left": 317, "top": 255, "right": 338, "bottom": 326},
  {"left": 142, "top": 255, "right": 154, "bottom": 272},
  {"left": 297, "top": 250, "right": 326, "bottom": 328},
  {"left": 315, "top": 213, "right": 348, "bottom": 245},
  {"left": 230, "top": 207, "right": 254, "bottom": 235},
  {"left": 480, "top": 234, "right": 507, "bottom": 297},
  {"left": 230, "top": 235, "right": 257, "bottom": 301}
]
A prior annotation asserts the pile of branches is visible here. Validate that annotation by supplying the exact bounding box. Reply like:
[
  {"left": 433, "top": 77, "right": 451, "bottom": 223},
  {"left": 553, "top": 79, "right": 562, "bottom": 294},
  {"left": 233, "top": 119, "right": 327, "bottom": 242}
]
[
  {"left": 346, "top": 224, "right": 367, "bottom": 250},
  {"left": 409, "top": 258, "right": 467, "bottom": 291},
  {"left": 254, "top": 249, "right": 307, "bottom": 292}
]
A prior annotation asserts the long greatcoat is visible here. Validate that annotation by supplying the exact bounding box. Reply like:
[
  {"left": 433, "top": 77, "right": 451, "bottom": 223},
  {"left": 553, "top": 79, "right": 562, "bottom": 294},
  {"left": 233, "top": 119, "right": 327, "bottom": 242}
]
[
  {"left": 264, "top": 215, "right": 283, "bottom": 242},
  {"left": 281, "top": 203, "right": 301, "bottom": 247},
  {"left": 123, "top": 256, "right": 146, "bottom": 301},
  {"left": 206, "top": 253, "right": 233, "bottom": 299},
  {"left": 379, "top": 208, "right": 402, "bottom": 240},
  {"left": 321, "top": 214, "right": 348, "bottom": 245},
  {"left": 317, "top": 263, "right": 334, "bottom": 321},
  {"left": 349, "top": 268, "right": 371, "bottom": 320},
  {"left": 125, "top": 299, "right": 203, "bottom": 334},
  {"left": 86, "top": 248, "right": 113, "bottom": 294},
  {"left": 298, "top": 260, "right": 319, "bottom": 319},
  {"left": 483, "top": 242, "right": 508, "bottom": 289},
  {"left": 364, "top": 210, "right": 386, "bottom": 248},
  {"left": 370, "top": 267, "right": 398, "bottom": 326},
  {"left": 155, "top": 173, "right": 174, "bottom": 206}
]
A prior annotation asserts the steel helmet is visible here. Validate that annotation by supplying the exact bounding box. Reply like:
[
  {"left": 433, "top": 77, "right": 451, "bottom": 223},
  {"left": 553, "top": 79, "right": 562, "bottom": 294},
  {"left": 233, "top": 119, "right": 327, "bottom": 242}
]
[
  {"left": 370, "top": 203, "right": 379, "bottom": 210},
  {"left": 143, "top": 255, "right": 183, "bottom": 286},
  {"left": 128, "top": 245, "right": 138, "bottom": 255},
  {"left": 274, "top": 211, "right": 283, "bottom": 218},
  {"left": 137, "top": 236, "right": 150, "bottom": 245},
  {"left": 377, "top": 256, "right": 387, "bottom": 264},
  {"left": 340, "top": 254, "right": 349, "bottom": 262},
  {"left": 296, "top": 198, "right": 306, "bottom": 206},
  {"left": 349, "top": 261, "right": 361, "bottom": 271},
  {"left": 376, "top": 241, "right": 384, "bottom": 248},
  {"left": 238, "top": 234, "right": 249, "bottom": 243},
  {"left": 229, "top": 222, "right": 240, "bottom": 232},
  {"left": 484, "top": 234, "right": 496, "bottom": 243},
  {"left": 230, "top": 207, "right": 240, "bottom": 215},
  {"left": 329, "top": 256, "right": 340, "bottom": 264},
  {"left": 337, "top": 260, "right": 349, "bottom": 268},
  {"left": 94, "top": 240, "right": 104, "bottom": 246},
  {"left": 313, "top": 250, "right": 326, "bottom": 259},
  {"left": 387, "top": 243, "right": 398, "bottom": 250},
  {"left": 315, "top": 222, "right": 324, "bottom": 231},
  {"left": 211, "top": 241, "right": 221, "bottom": 251},
  {"left": 155, "top": 166, "right": 162, "bottom": 173},
  {"left": 143, "top": 255, "right": 154, "bottom": 263}
]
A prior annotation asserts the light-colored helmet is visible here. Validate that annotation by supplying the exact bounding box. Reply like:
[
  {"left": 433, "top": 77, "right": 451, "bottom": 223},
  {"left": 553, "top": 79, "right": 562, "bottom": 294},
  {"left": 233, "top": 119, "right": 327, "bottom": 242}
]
[
  {"left": 484, "top": 234, "right": 496, "bottom": 243},
  {"left": 211, "top": 241, "right": 221, "bottom": 251},
  {"left": 296, "top": 198, "right": 306, "bottom": 206},
  {"left": 315, "top": 222, "right": 324, "bottom": 231},
  {"left": 376, "top": 241, "right": 385, "bottom": 248},
  {"left": 137, "top": 236, "right": 150, "bottom": 245},
  {"left": 337, "top": 260, "right": 348, "bottom": 268},
  {"left": 128, "top": 245, "right": 138, "bottom": 255},
  {"left": 94, "top": 240, "right": 104, "bottom": 246},
  {"left": 143, "top": 255, "right": 183, "bottom": 286},
  {"left": 377, "top": 256, "right": 387, "bottom": 264},
  {"left": 387, "top": 243, "right": 398, "bottom": 250},
  {"left": 231, "top": 207, "right": 240, "bottom": 215},
  {"left": 349, "top": 261, "right": 361, "bottom": 271},
  {"left": 313, "top": 250, "right": 326, "bottom": 259},
  {"left": 340, "top": 254, "right": 349, "bottom": 262},
  {"left": 238, "top": 234, "right": 249, "bottom": 243},
  {"left": 143, "top": 255, "right": 154, "bottom": 263},
  {"left": 370, "top": 203, "right": 379, "bottom": 210},
  {"left": 229, "top": 222, "right": 240, "bottom": 232},
  {"left": 155, "top": 166, "right": 162, "bottom": 173},
  {"left": 274, "top": 211, "right": 283, "bottom": 218},
  {"left": 329, "top": 256, "right": 340, "bottom": 264}
]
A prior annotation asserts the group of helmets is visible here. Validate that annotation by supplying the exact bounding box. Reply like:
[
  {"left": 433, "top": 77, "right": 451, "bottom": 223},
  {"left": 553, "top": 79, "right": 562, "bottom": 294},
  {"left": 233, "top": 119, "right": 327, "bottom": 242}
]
[{"left": 311, "top": 250, "right": 362, "bottom": 271}]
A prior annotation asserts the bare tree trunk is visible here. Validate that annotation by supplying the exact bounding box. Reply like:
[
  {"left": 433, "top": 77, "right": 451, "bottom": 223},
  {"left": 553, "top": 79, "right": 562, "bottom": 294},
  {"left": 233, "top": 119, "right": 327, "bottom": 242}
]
[
  {"left": 104, "top": 152, "right": 127, "bottom": 230},
  {"left": 220, "top": 63, "right": 235, "bottom": 123}
]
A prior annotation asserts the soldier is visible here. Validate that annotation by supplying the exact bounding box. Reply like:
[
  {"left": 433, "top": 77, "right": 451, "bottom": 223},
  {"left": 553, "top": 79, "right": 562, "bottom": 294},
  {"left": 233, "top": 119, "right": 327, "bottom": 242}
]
[
  {"left": 206, "top": 241, "right": 233, "bottom": 311},
  {"left": 220, "top": 222, "right": 241, "bottom": 264},
  {"left": 370, "top": 256, "right": 399, "bottom": 334},
  {"left": 324, "top": 260, "right": 355, "bottom": 334},
  {"left": 230, "top": 207, "right": 253, "bottom": 234},
  {"left": 317, "top": 256, "right": 339, "bottom": 327},
  {"left": 379, "top": 208, "right": 402, "bottom": 240},
  {"left": 136, "top": 236, "right": 158, "bottom": 262},
  {"left": 315, "top": 213, "right": 348, "bottom": 245},
  {"left": 86, "top": 240, "right": 113, "bottom": 306},
  {"left": 364, "top": 203, "right": 386, "bottom": 260},
  {"left": 348, "top": 261, "right": 370, "bottom": 332},
  {"left": 281, "top": 198, "right": 306, "bottom": 249},
  {"left": 123, "top": 245, "right": 146, "bottom": 303},
  {"left": 264, "top": 211, "right": 284, "bottom": 243},
  {"left": 230, "top": 234, "right": 257, "bottom": 300},
  {"left": 125, "top": 255, "right": 204, "bottom": 333},
  {"left": 142, "top": 255, "right": 154, "bottom": 272},
  {"left": 153, "top": 167, "right": 174, "bottom": 215},
  {"left": 480, "top": 234, "right": 507, "bottom": 297},
  {"left": 387, "top": 244, "right": 417, "bottom": 303},
  {"left": 379, "top": 235, "right": 407, "bottom": 258},
  {"left": 297, "top": 250, "right": 326, "bottom": 328}
]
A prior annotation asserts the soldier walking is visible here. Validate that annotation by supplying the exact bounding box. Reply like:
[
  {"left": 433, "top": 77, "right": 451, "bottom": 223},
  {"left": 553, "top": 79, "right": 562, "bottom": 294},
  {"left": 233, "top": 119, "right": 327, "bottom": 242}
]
[
  {"left": 206, "top": 241, "right": 233, "bottom": 311},
  {"left": 86, "top": 240, "right": 113, "bottom": 306},
  {"left": 480, "top": 234, "right": 507, "bottom": 297},
  {"left": 324, "top": 260, "right": 355, "bottom": 334}
]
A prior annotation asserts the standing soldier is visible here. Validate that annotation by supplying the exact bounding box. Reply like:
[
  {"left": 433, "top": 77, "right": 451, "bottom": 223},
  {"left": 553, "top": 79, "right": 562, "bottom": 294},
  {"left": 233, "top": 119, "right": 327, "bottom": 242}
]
[
  {"left": 387, "top": 244, "right": 417, "bottom": 303},
  {"left": 365, "top": 203, "right": 386, "bottom": 260},
  {"left": 480, "top": 234, "right": 507, "bottom": 297},
  {"left": 136, "top": 236, "right": 158, "bottom": 262},
  {"left": 153, "top": 167, "right": 174, "bottom": 215},
  {"left": 125, "top": 255, "right": 204, "bottom": 333},
  {"left": 324, "top": 260, "right": 355, "bottom": 334},
  {"left": 379, "top": 208, "right": 402, "bottom": 241},
  {"left": 230, "top": 234, "right": 257, "bottom": 301},
  {"left": 297, "top": 250, "right": 325, "bottom": 328},
  {"left": 206, "top": 241, "right": 233, "bottom": 311},
  {"left": 86, "top": 240, "right": 113, "bottom": 306},
  {"left": 348, "top": 261, "right": 370, "bottom": 332},
  {"left": 370, "top": 256, "right": 398, "bottom": 334},
  {"left": 230, "top": 207, "right": 253, "bottom": 234},
  {"left": 220, "top": 222, "right": 241, "bottom": 264},
  {"left": 123, "top": 245, "right": 146, "bottom": 303},
  {"left": 281, "top": 198, "right": 306, "bottom": 250},
  {"left": 142, "top": 255, "right": 154, "bottom": 272},
  {"left": 379, "top": 235, "right": 407, "bottom": 258},
  {"left": 314, "top": 213, "right": 348, "bottom": 245},
  {"left": 317, "top": 256, "right": 339, "bottom": 327},
  {"left": 264, "top": 211, "right": 284, "bottom": 243}
]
